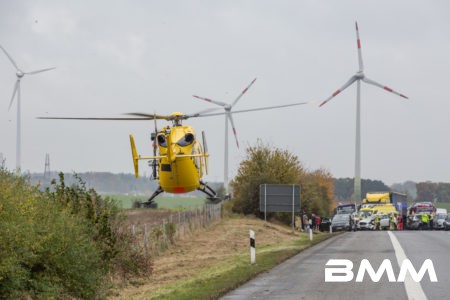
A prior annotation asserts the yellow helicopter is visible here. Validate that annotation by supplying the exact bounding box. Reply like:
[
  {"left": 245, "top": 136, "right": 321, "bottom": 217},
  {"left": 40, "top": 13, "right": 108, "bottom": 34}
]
[
  {"left": 39, "top": 110, "right": 219, "bottom": 207},
  {"left": 129, "top": 112, "right": 217, "bottom": 206}
]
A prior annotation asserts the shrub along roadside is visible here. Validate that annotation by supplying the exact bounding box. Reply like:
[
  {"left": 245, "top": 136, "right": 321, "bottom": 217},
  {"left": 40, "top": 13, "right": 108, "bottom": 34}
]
[{"left": 0, "top": 168, "right": 151, "bottom": 299}]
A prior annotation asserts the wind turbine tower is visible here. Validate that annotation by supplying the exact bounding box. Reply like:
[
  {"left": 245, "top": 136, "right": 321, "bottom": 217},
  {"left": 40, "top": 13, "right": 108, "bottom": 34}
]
[
  {"left": 319, "top": 22, "right": 408, "bottom": 203},
  {"left": 0, "top": 44, "right": 55, "bottom": 173}
]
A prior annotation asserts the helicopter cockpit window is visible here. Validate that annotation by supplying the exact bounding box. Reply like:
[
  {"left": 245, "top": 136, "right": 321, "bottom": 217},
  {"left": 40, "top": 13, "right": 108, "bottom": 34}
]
[
  {"left": 177, "top": 133, "right": 195, "bottom": 147},
  {"left": 157, "top": 134, "right": 167, "bottom": 147}
]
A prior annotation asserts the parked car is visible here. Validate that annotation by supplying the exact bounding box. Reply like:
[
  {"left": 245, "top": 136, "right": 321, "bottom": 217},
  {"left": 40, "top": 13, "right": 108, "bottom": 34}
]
[
  {"left": 433, "top": 212, "right": 447, "bottom": 230},
  {"left": 379, "top": 213, "right": 397, "bottom": 230},
  {"left": 444, "top": 213, "right": 450, "bottom": 231},
  {"left": 407, "top": 213, "right": 422, "bottom": 230},
  {"left": 358, "top": 216, "right": 374, "bottom": 230},
  {"left": 331, "top": 213, "right": 355, "bottom": 231},
  {"left": 319, "top": 217, "right": 331, "bottom": 232}
]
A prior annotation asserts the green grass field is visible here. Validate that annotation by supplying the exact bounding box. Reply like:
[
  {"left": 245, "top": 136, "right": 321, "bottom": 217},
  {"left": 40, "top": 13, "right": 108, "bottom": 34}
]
[
  {"left": 104, "top": 194, "right": 207, "bottom": 210},
  {"left": 435, "top": 202, "right": 450, "bottom": 211}
]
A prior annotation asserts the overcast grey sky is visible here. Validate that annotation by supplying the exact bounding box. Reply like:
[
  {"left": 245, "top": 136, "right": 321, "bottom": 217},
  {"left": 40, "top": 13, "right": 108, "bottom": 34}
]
[{"left": 0, "top": 0, "right": 449, "bottom": 185}]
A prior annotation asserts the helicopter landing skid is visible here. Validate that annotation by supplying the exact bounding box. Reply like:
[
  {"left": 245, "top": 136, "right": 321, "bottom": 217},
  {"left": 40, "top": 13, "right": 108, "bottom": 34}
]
[
  {"left": 140, "top": 186, "right": 164, "bottom": 208},
  {"left": 198, "top": 181, "right": 221, "bottom": 203}
]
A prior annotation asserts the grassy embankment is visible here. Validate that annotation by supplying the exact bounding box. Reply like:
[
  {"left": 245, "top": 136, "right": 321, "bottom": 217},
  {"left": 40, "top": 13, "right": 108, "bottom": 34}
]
[
  {"left": 152, "top": 232, "right": 333, "bottom": 299},
  {"left": 152, "top": 238, "right": 328, "bottom": 299},
  {"left": 116, "top": 212, "right": 338, "bottom": 300}
]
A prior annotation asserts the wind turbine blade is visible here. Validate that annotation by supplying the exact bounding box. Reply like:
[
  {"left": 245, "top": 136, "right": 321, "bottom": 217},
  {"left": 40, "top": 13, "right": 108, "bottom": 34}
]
[
  {"left": 192, "top": 95, "right": 228, "bottom": 107},
  {"left": 227, "top": 113, "right": 239, "bottom": 148},
  {"left": 0, "top": 44, "right": 19, "bottom": 70},
  {"left": 319, "top": 76, "right": 358, "bottom": 107},
  {"left": 25, "top": 67, "right": 55, "bottom": 75},
  {"left": 355, "top": 21, "right": 364, "bottom": 72},
  {"left": 362, "top": 77, "right": 409, "bottom": 99},
  {"left": 189, "top": 100, "right": 313, "bottom": 118},
  {"left": 228, "top": 101, "right": 311, "bottom": 115},
  {"left": 8, "top": 80, "right": 19, "bottom": 110},
  {"left": 231, "top": 77, "right": 257, "bottom": 108}
]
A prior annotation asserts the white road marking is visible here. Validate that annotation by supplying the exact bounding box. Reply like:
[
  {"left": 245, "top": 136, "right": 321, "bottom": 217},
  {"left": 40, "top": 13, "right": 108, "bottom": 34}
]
[{"left": 388, "top": 231, "right": 427, "bottom": 300}]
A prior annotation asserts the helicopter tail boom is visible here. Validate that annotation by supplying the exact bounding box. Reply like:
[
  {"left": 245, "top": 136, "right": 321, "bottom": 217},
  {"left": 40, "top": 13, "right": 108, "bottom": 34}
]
[
  {"left": 129, "top": 134, "right": 139, "bottom": 178},
  {"left": 130, "top": 134, "right": 167, "bottom": 177}
]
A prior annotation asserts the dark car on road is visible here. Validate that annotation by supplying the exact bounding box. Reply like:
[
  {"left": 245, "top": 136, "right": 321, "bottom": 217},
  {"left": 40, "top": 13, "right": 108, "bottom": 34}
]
[
  {"left": 331, "top": 213, "right": 355, "bottom": 231},
  {"left": 319, "top": 217, "right": 331, "bottom": 232}
]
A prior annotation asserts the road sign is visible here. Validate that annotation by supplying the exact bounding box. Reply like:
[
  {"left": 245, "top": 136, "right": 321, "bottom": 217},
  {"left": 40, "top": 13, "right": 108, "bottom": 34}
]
[
  {"left": 259, "top": 184, "right": 301, "bottom": 212},
  {"left": 259, "top": 184, "right": 301, "bottom": 232}
]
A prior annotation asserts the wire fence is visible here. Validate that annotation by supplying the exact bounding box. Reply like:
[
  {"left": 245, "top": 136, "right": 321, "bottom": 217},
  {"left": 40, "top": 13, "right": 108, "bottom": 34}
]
[{"left": 129, "top": 202, "right": 222, "bottom": 256}]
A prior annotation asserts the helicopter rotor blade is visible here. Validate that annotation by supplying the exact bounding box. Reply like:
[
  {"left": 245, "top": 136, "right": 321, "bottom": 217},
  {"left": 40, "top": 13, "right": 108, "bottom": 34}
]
[
  {"left": 124, "top": 113, "right": 175, "bottom": 120},
  {"left": 0, "top": 44, "right": 19, "bottom": 70},
  {"left": 8, "top": 80, "right": 20, "bottom": 110},
  {"left": 231, "top": 77, "right": 257, "bottom": 108},
  {"left": 186, "top": 107, "right": 223, "bottom": 118},
  {"left": 193, "top": 95, "right": 228, "bottom": 107},
  {"left": 37, "top": 116, "right": 153, "bottom": 120}
]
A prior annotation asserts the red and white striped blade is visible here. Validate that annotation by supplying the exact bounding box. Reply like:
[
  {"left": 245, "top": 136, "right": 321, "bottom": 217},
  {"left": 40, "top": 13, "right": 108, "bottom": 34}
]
[
  {"left": 319, "top": 76, "right": 357, "bottom": 107},
  {"left": 192, "top": 95, "right": 228, "bottom": 107},
  {"left": 362, "top": 77, "right": 409, "bottom": 99},
  {"left": 231, "top": 78, "right": 257, "bottom": 108},
  {"left": 355, "top": 21, "right": 364, "bottom": 72},
  {"left": 227, "top": 113, "right": 239, "bottom": 148}
]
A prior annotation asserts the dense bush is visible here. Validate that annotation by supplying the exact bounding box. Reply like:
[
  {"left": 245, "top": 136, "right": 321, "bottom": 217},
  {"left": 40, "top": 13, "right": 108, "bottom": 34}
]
[
  {"left": 0, "top": 168, "right": 151, "bottom": 299},
  {"left": 230, "top": 141, "right": 334, "bottom": 222}
]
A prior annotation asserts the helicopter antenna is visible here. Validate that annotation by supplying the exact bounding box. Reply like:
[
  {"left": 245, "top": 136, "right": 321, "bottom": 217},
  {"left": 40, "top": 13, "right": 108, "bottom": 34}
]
[
  {"left": 152, "top": 113, "right": 158, "bottom": 179},
  {"left": 202, "top": 131, "right": 209, "bottom": 175}
]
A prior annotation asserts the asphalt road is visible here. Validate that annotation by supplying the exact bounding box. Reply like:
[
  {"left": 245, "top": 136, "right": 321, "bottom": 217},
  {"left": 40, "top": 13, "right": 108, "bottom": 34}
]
[{"left": 221, "top": 230, "right": 450, "bottom": 300}]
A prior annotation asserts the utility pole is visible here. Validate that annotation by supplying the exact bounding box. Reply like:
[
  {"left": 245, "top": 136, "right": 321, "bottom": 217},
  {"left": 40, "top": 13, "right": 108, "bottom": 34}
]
[{"left": 44, "top": 153, "right": 50, "bottom": 178}]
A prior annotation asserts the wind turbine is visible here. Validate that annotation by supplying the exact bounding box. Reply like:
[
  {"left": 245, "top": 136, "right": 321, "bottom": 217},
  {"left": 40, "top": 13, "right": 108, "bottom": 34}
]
[
  {"left": 194, "top": 78, "right": 310, "bottom": 194},
  {"left": 319, "top": 22, "right": 408, "bottom": 203},
  {"left": 0, "top": 44, "right": 55, "bottom": 173}
]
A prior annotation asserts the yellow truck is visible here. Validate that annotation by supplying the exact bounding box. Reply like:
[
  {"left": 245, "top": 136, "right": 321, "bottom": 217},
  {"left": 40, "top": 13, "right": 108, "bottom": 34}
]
[{"left": 363, "top": 192, "right": 390, "bottom": 204}]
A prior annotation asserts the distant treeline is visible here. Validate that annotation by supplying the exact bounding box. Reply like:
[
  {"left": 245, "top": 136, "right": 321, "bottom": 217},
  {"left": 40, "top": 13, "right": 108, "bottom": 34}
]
[
  {"left": 26, "top": 172, "right": 449, "bottom": 203},
  {"left": 334, "top": 178, "right": 450, "bottom": 203},
  {"left": 333, "top": 178, "right": 415, "bottom": 202},
  {"left": 415, "top": 182, "right": 450, "bottom": 203}
]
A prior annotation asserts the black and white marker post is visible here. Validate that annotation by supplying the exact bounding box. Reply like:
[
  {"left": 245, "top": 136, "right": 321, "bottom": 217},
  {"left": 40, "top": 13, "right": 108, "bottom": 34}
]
[{"left": 250, "top": 230, "right": 255, "bottom": 264}]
